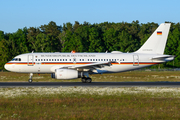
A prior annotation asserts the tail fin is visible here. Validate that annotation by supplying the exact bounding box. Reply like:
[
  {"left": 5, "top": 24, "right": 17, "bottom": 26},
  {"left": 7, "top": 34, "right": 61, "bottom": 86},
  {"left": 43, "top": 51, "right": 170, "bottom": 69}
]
[{"left": 135, "top": 23, "right": 171, "bottom": 54}]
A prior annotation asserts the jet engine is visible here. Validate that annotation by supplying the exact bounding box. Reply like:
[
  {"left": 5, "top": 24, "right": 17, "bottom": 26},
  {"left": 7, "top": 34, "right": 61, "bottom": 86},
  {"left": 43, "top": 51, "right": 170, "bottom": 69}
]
[{"left": 51, "top": 69, "right": 82, "bottom": 79}]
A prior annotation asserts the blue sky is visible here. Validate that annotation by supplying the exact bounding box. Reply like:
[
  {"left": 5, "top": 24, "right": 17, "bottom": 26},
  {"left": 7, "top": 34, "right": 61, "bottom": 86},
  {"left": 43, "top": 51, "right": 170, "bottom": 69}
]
[{"left": 0, "top": 0, "right": 179, "bottom": 33}]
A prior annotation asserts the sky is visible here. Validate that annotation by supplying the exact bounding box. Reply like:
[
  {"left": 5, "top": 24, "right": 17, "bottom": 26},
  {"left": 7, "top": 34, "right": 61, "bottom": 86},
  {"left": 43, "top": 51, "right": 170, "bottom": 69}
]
[{"left": 0, "top": 0, "right": 179, "bottom": 33}]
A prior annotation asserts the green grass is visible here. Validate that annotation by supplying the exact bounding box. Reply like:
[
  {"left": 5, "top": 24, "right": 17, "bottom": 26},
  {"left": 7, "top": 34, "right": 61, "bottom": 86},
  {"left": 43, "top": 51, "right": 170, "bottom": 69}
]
[
  {"left": 0, "top": 93, "right": 180, "bottom": 119},
  {"left": 1, "top": 71, "right": 180, "bottom": 82},
  {"left": 1, "top": 71, "right": 180, "bottom": 119}
]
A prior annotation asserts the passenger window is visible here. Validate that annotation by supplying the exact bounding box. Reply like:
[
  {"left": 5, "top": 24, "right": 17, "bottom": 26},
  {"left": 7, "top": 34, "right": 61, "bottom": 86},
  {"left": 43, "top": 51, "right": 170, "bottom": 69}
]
[
  {"left": 36, "top": 59, "right": 37, "bottom": 61},
  {"left": 69, "top": 59, "right": 71, "bottom": 61},
  {"left": 49, "top": 59, "right": 51, "bottom": 61},
  {"left": 80, "top": 59, "right": 81, "bottom": 61},
  {"left": 96, "top": 59, "right": 97, "bottom": 61},
  {"left": 46, "top": 59, "right": 48, "bottom": 61},
  {"left": 90, "top": 59, "right": 92, "bottom": 61},
  {"left": 88, "top": 59, "right": 89, "bottom": 61},
  {"left": 57, "top": 59, "right": 59, "bottom": 61},
  {"left": 44, "top": 59, "right": 45, "bottom": 61},
  {"left": 82, "top": 59, "right": 84, "bottom": 61},
  {"left": 65, "top": 59, "right": 67, "bottom": 61},
  {"left": 93, "top": 59, "right": 95, "bottom": 61},
  {"left": 41, "top": 59, "right": 43, "bottom": 61},
  {"left": 38, "top": 59, "right": 40, "bottom": 61},
  {"left": 60, "top": 59, "right": 62, "bottom": 61},
  {"left": 63, "top": 59, "right": 64, "bottom": 61}
]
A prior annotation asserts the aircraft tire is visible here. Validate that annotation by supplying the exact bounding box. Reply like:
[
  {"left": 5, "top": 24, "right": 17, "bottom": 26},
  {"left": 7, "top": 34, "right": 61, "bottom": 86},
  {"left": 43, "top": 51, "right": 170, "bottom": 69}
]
[
  {"left": 28, "top": 79, "right": 33, "bottom": 83},
  {"left": 86, "top": 78, "right": 92, "bottom": 83},
  {"left": 81, "top": 77, "right": 86, "bottom": 83}
]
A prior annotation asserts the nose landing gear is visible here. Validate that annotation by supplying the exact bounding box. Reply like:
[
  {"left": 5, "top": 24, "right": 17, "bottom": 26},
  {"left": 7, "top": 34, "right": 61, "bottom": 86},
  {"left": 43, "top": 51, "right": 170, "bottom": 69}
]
[{"left": 28, "top": 73, "right": 33, "bottom": 83}]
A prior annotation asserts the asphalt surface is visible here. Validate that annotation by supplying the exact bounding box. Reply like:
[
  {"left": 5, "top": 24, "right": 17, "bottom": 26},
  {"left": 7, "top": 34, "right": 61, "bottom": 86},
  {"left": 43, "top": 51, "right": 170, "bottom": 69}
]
[{"left": 0, "top": 82, "right": 180, "bottom": 87}]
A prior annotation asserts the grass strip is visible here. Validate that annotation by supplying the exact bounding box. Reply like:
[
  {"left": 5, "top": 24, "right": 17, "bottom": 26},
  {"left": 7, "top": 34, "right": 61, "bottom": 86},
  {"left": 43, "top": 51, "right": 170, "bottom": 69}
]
[
  {"left": 1, "top": 71, "right": 180, "bottom": 82},
  {"left": 0, "top": 87, "right": 180, "bottom": 119}
]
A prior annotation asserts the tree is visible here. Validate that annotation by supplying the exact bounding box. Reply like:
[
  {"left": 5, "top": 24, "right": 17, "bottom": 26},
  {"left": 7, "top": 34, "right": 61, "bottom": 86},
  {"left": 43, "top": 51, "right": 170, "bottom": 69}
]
[
  {"left": 165, "top": 27, "right": 180, "bottom": 67},
  {"left": 103, "top": 28, "right": 118, "bottom": 51},
  {"left": 35, "top": 33, "right": 51, "bottom": 52},
  {"left": 74, "top": 25, "right": 90, "bottom": 52},
  {"left": 88, "top": 27, "right": 104, "bottom": 52},
  {"left": 117, "top": 30, "right": 134, "bottom": 52},
  {"left": 27, "top": 27, "right": 41, "bottom": 52},
  {"left": 0, "top": 39, "right": 9, "bottom": 71},
  {"left": 14, "top": 28, "right": 29, "bottom": 53},
  {"left": 0, "top": 31, "right": 4, "bottom": 41},
  {"left": 40, "top": 21, "right": 62, "bottom": 52}
]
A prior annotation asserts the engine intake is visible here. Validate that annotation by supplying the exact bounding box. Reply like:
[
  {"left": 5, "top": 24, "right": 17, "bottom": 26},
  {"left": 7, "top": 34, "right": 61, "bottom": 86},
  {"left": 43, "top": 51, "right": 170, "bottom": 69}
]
[{"left": 51, "top": 69, "right": 82, "bottom": 79}]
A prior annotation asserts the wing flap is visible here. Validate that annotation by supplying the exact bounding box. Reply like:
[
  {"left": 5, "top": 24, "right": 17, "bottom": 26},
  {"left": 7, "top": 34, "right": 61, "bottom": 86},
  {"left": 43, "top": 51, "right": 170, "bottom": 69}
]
[{"left": 69, "top": 62, "right": 112, "bottom": 69}]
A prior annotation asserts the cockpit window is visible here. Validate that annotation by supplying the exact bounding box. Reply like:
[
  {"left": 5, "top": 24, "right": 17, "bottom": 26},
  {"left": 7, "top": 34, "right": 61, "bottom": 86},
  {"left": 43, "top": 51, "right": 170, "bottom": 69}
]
[{"left": 12, "top": 58, "right": 21, "bottom": 61}]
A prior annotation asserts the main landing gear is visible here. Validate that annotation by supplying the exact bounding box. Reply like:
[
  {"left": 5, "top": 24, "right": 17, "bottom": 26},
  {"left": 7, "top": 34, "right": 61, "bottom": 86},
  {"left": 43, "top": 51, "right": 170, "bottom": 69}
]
[
  {"left": 28, "top": 73, "right": 33, "bottom": 83},
  {"left": 81, "top": 77, "right": 92, "bottom": 83},
  {"left": 81, "top": 72, "right": 92, "bottom": 83}
]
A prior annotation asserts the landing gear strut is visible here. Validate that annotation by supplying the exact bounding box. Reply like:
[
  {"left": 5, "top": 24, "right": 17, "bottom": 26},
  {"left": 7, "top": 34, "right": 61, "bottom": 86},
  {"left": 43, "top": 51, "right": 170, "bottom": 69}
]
[{"left": 28, "top": 73, "right": 33, "bottom": 83}]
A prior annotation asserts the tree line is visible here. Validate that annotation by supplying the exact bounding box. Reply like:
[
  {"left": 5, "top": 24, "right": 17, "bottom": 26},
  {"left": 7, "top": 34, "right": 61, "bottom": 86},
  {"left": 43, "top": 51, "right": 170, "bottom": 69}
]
[{"left": 0, "top": 20, "right": 180, "bottom": 70}]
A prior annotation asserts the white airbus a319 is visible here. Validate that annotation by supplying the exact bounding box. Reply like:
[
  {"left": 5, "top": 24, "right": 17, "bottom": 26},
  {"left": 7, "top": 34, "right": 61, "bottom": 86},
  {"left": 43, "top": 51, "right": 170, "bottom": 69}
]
[{"left": 4, "top": 23, "right": 174, "bottom": 83}]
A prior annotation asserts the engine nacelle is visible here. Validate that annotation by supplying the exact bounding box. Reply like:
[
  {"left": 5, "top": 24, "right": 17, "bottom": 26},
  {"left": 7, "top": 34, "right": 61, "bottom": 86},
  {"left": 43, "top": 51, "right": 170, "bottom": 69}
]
[{"left": 51, "top": 69, "right": 82, "bottom": 79}]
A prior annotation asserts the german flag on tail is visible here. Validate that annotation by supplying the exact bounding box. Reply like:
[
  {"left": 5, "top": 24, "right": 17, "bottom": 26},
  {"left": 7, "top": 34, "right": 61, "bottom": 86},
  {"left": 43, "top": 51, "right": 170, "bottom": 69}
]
[{"left": 157, "top": 31, "right": 162, "bottom": 35}]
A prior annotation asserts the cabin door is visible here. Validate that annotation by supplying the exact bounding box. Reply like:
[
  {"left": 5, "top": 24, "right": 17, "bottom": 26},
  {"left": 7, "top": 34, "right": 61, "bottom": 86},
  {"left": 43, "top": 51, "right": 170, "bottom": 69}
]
[
  {"left": 28, "top": 55, "right": 34, "bottom": 66},
  {"left": 133, "top": 55, "right": 139, "bottom": 66}
]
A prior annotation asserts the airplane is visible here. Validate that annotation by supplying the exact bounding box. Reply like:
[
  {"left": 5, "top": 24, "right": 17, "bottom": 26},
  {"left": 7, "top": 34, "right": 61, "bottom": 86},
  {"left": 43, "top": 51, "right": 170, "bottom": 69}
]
[{"left": 4, "top": 23, "right": 175, "bottom": 83}]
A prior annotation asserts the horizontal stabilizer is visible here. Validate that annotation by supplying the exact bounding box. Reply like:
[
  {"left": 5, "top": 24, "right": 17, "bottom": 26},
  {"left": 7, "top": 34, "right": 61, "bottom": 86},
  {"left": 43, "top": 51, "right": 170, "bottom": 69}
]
[{"left": 151, "top": 55, "right": 175, "bottom": 62}]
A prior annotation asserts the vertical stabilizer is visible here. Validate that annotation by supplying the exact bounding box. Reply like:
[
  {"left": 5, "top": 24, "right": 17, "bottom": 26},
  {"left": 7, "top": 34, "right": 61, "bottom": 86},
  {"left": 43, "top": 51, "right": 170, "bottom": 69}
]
[{"left": 135, "top": 23, "right": 171, "bottom": 54}]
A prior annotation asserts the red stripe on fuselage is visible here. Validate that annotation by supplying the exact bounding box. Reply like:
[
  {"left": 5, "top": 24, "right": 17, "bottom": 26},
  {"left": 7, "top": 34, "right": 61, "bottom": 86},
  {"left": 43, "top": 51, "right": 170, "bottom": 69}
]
[{"left": 6, "top": 62, "right": 159, "bottom": 65}]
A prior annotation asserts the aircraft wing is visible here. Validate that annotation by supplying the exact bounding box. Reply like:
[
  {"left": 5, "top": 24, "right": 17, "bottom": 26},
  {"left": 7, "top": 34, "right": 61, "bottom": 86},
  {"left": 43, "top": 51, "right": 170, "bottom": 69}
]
[{"left": 50, "top": 61, "right": 116, "bottom": 72}]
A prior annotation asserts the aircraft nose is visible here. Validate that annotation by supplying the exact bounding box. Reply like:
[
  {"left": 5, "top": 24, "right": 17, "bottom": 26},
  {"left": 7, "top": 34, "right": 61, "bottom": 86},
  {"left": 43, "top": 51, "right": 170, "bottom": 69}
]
[{"left": 4, "top": 63, "right": 9, "bottom": 71}]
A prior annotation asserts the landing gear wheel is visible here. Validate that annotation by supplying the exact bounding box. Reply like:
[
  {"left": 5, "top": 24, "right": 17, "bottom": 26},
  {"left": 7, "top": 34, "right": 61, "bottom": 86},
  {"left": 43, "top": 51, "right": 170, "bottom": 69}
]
[
  {"left": 81, "top": 77, "right": 86, "bottom": 83},
  {"left": 86, "top": 78, "right": 92, "bottom": 83},
  {"left": 28, "top": 79, "right": 33, "bottom": 83}
]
